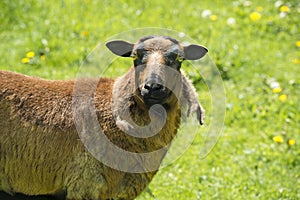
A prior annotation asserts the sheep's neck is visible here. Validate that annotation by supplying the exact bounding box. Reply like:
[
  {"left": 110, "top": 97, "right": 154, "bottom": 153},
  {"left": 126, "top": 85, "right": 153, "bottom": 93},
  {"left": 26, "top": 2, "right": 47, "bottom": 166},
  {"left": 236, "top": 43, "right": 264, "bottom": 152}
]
[{"left": 126, "top": 99, "right": 181, "bottom": 152}]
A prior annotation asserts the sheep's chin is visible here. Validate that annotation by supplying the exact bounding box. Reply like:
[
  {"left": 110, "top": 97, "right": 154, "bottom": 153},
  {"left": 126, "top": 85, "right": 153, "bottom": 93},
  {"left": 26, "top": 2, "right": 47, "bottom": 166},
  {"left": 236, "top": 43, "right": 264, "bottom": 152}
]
[
  {"left": 143, "top": 95, "right": 166, "bottom": 105},
  {"left": 143, "top": 90, "right": 173, "bottom": 106}
]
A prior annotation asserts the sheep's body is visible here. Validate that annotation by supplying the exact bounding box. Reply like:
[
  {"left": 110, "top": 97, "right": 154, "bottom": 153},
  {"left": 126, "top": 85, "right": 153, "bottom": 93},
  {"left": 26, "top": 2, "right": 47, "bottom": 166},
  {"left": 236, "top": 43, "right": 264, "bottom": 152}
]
[
  {"left": 0, "top": 36, "right": 207, "bottom": 200},
  {"left": 0, "top": 70, "right": 179, "bottom": 199}
]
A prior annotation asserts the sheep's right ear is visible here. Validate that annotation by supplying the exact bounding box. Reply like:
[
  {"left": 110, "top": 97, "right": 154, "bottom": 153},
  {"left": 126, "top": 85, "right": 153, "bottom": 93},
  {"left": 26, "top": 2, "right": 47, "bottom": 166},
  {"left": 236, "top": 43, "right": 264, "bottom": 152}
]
[
  {"left": 106, "top": 40, "right": 134, "bottom": 57},
  {"left": 183, "top": 44, "right": 208, "bottom": 60}
]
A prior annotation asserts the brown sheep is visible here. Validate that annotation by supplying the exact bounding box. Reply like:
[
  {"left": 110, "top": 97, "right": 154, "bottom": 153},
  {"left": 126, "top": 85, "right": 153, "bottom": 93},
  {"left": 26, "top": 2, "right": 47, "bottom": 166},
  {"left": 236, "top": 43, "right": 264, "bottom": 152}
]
[{"left": 0, "top": 36, "right": 207, "bottom": 200}]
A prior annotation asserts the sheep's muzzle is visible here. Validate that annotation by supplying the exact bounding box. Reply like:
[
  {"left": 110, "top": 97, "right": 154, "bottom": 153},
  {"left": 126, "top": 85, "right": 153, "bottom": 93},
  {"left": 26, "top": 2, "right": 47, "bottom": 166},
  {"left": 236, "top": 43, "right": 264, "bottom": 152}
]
[{"left": 140, "top": 80, "right": 171, "bottom": 106}]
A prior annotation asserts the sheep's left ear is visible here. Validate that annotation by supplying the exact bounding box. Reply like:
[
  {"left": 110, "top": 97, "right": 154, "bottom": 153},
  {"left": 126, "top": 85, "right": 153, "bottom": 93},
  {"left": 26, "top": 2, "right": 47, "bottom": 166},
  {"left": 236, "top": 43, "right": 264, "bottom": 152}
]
[
  {"left": 106, "top": 40, "right": 134, "bottom": 57},
  {"left": 184, "top": 44, "right": 208, "bottom": 60}
]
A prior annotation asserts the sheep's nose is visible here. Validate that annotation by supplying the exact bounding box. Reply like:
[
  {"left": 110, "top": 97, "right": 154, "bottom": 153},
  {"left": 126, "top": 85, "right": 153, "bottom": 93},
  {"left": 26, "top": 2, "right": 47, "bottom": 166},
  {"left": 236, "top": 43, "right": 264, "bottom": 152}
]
[
  {"left": 144, "top": 82, "right": 164, "bottom": 92},
  {"left": 141, "top": 81, "right": 168, "bottom": 106}
]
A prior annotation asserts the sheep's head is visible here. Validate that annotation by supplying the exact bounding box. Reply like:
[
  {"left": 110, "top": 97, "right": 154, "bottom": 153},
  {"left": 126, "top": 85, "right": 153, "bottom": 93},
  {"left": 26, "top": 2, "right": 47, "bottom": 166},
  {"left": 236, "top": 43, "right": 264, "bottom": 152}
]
[{"left": 106, "top": 36, "right": 207, "bottom": 108}]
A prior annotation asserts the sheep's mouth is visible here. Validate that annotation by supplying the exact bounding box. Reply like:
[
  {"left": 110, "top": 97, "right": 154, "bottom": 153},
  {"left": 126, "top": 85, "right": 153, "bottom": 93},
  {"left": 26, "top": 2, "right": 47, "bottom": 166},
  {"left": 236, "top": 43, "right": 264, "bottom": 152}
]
[
  {"left": 142, "top": 90, "right": 171, "bottom": 106},
  {"left": 134, "top": 88, "right": 171, "bottom": 106}
]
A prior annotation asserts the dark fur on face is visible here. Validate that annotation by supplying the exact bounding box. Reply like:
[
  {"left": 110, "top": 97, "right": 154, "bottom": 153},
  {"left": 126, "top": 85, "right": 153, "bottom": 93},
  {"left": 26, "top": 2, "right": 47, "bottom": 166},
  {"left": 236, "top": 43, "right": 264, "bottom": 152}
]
[
  {"left": 130, "top": 37, "right": 185, "bottom": 107},
  {"left": 132, "top": 36, "right": 184, "bottom": 70}
]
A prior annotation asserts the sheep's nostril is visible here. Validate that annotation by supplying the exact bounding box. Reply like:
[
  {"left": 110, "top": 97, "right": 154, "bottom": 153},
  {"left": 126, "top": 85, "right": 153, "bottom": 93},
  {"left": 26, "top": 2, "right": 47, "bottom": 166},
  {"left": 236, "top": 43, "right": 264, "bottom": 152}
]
[
  {"left": 144, "top": 83, "right": 163, "bottom": 91},
  {"left": 153, "top": 83, "right": 163, "bottom": 91},
  {"left": 144, "top": 83, "right": 151, "bottom": 91}
]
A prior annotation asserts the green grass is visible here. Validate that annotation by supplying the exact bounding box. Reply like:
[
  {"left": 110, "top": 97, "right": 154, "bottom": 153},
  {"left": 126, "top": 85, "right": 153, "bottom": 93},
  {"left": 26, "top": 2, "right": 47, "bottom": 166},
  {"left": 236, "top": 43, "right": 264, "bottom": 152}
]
[{"left": 1, "top": 0, "right": 300, "bottom": 199}]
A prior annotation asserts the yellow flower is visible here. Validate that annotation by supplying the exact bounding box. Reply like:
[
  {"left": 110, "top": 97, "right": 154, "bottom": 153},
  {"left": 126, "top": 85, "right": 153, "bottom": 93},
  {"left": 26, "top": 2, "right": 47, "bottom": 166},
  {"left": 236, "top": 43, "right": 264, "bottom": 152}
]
[
  {"left": 256, "top": 6, "right": 263, "bottom": 12},
  {"left": 250, "top": 12, "right": 261, "bottom": 21},
  {"left": 288, "top": 139, "right": 295, "bottom": 146},
  {"left": 296, "top": 41, "right": 300, "bottom": 47},
  {"left": 292, "top": 58, "right": 300, "bottom": 64},
  {"left": 40, "top": 55, "right": 46, "bottom": 61},
  {"left": 272, "top": 87, "right": 282, "bottom": 93},
  {"left": 280, "top": 5, "right": 290, "bottom": 12},
  {"left": 26, "top": 51, "right": 35, "bottom": 58},
  {"left": 210, "top": 15, "right": 218, "bottom": 21},
  {"left": 21, "top": 57, "right": 30, "bottom": 64},
  {"left": 273, "top": 135, "right": 284, "bottom": 143},
  {"left": 82, "top": 31, "right": 89, "bottom": 37},
  {"left": 279, "top": 94, "right": 287, "bottom": 101}
]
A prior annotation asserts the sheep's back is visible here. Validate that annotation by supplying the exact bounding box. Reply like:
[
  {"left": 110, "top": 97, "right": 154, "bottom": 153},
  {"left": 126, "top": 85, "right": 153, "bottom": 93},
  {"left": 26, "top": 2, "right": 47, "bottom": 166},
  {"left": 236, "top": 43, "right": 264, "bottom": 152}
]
[
  {"left": 0, "top": 71, "right": 116, "bottom": 197},
  {"left": 0, "top": 71, "right": 75, "bottom": 129},
  {"left": 0, "top": 71, "right": 115, "bottom": 129}
]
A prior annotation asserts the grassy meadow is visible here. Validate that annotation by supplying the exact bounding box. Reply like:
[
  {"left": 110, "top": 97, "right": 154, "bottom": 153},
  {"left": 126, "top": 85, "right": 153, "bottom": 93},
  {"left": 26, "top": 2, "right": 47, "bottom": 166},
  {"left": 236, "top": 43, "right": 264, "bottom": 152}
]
[{"left": 1, "top": 0, "right": 299, "bottom": 199}]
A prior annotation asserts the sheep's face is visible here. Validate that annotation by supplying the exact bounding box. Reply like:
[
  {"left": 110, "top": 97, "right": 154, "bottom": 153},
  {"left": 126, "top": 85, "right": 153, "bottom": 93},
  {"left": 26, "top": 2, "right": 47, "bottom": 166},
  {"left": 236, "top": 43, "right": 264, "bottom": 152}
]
[
  {"left": 131, "top": 37, "right": 185, "bottom": 107},
  {"left": 106, "top": 36, "right": 207, "bottom": 107}
]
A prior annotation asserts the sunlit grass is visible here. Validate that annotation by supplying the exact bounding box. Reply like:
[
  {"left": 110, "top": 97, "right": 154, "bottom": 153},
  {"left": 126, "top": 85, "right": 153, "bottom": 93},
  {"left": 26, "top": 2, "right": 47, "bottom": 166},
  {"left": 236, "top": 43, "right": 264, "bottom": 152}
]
[{"left": 0, "top": 0, "right": 299, "bottom": 199}]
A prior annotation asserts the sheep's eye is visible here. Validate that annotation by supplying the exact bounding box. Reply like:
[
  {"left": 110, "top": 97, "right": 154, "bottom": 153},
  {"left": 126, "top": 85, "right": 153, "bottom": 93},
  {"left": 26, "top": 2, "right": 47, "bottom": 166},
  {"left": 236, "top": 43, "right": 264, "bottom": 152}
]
[
  {"left": 131, "top": 51, "right": 138, "bottom": 60},
  {"left": 176, "top": 55, "right": 184, "bottom": 62}
]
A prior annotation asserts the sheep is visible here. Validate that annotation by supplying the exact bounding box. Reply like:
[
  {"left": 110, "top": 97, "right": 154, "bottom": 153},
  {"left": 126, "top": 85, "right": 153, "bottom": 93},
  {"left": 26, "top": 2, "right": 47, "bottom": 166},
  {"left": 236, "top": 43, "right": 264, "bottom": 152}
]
[{"left": 0, "top": 36, "right": 207, "bottom": 200}]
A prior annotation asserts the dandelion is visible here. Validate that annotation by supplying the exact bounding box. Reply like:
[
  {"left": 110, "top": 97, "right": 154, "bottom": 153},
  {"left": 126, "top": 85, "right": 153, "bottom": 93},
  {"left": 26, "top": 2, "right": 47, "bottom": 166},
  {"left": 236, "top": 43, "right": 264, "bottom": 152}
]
[
  {"left": 296, "top": 41, "right": 300, "bottom": 47},
  {"left": 288, "top": 139, "right": 296, "bottom": 146},
  {"left": 210, "top": 15, "right": 218, "bottom": 21},
  {"left": 270, "top": 81, "right": 282, "bottom": 93},
  {"left": 82, "top": 31, "right": 89, "bottom": 37},
  {"left": 26, "top": 51, "right": 35, "bottom": 58},
  {"left": 250, "top": 12, "right": 261, "bottom": 21},
  {"left": 272, "top": 87, "right": 282, "bottom": 93},
  {"left": 280, "top": 5, "right": 290, "bottom": 12},
  {"left": 273, "top": 135, "right": 284, "bottom": 143},
  {"left": 292, "top": 58, "right": 300, "bottom": 64},
  {"left": 21, "top": 57, "right": 30, "bottom": 64},
  {"left": 279, "top": 94, "right": 287, "bottom": 101},
  {"left": 256, "top": 6, "right": 263, "bottom": 12}
]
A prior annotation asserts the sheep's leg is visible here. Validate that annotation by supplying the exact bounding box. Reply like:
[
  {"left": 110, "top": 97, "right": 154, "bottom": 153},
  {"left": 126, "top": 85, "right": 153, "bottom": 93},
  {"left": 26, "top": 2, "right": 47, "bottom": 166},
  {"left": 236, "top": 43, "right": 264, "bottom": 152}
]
[
  {"left": 0, "top": 176, "right": 14, "bottom": 196},
  {"left": 64, "top": 153, "right": 108, "bottom": 200}
]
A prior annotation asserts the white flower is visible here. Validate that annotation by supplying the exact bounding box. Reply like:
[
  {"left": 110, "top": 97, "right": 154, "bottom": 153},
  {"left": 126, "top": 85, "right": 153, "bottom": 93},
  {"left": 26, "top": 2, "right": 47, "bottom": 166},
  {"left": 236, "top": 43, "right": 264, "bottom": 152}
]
[
  {"left": 275, "top": 0, "right": 283, "bottom": 8},
  {"left": 232, "top": 1, "right": 239, "bottom": 7},
  {"left": 178, "top": 32, "right": 185, "bottom": 38},
  {"left": 227, "top": 17, "right": 236, "bottom": 25},
  {"left": 279, "top": 12, "right": 287, "bottom": 18},
  {"left": 243, "top": 1, "right": 252, "bottom": 7},
  {"left": 201, "top": 9, "right": 212, "bottom": 18},
  {"left": 270, "top": 81, "right": 280, "bottom": 89},
  {"left": 41, "top": 38, "right": 48, "bottom": 46},
  {"left": 136, "top": 10, "right": 142, "bottom": 16}
]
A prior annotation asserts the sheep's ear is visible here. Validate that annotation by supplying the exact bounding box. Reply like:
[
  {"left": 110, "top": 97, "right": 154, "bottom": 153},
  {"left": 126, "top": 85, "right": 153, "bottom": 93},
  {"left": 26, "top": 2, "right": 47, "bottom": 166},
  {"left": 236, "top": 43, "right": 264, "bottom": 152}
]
[
  {"left": 106, "top": 40, "right": 134, "bottom": 57},
  {"left": 183, "top": 44, "right": 208, "bottom": 60}
]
